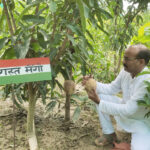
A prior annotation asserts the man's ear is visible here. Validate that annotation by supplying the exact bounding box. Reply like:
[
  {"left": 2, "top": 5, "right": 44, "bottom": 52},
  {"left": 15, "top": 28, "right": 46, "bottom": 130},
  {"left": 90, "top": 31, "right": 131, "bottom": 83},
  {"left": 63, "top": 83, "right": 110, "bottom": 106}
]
[{"left": 139, "top": 59, "right": 145, "bottom": 65}]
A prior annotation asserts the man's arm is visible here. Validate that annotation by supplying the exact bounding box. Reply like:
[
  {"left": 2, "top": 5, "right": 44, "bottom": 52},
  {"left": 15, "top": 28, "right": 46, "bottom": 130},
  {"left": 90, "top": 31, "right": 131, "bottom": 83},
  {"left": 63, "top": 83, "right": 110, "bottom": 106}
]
[
  {"left": 87, "top": 89, "right": 100, "bottom": 104},
  {"left": 99, "top": 80, "right": 148, "bottom": 117},
  {"left": 96, "top": 69, "right": 124, "bottom": 95}
]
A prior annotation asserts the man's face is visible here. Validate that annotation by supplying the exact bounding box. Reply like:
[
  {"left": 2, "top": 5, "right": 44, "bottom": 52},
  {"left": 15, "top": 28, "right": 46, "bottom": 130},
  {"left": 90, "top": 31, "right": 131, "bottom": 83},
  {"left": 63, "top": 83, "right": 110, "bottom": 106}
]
[{"left": 123, "top": 47, "right": 141, "bottom": 74}]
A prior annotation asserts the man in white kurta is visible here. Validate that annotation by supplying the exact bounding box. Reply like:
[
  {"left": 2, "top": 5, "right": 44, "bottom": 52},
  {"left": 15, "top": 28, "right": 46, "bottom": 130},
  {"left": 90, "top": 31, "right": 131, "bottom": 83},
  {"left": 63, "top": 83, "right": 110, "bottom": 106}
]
[{"left": 83, "top": 44, "right": 150, "bottom": 150}]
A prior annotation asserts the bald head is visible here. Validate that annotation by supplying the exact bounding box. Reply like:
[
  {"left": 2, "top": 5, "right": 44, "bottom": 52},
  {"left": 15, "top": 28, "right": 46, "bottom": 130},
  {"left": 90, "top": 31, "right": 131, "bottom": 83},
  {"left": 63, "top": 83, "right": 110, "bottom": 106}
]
[
  {"left": 128, "top": 44, "right": 148, "bottom": 51},
  {"left": 123, "top": 44, "right": 150, "bottom": 77},
  {"left": 127, "top": 44, "right": 150, "bottom": 65}
]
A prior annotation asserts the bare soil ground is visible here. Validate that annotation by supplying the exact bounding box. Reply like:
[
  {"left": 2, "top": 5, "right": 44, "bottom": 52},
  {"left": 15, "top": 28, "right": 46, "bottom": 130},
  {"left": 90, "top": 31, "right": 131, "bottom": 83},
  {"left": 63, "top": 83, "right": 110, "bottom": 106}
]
[{"left": 0, "top": 98, "right": 131, "bottom": 150}]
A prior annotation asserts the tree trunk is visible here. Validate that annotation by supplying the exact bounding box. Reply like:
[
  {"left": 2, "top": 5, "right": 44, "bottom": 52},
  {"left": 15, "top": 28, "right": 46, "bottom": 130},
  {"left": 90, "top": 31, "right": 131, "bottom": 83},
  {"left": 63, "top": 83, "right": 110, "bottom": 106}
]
[
  {"left": 64, "top": 63, "right": 73, "bottom": 122},
  {"left": 27, "top": 83, "right": 38, "bottom": 150},
  {"left": 115, "top": 46, "right": 123, "bottom": 75},
  {"left": 116, "top": 51, "right": 122, "bottom": 74},
  {"left": 114, "top": 53, "right": 117, "bottom": 76},
  {"left": 65, "top": 93, "right": 71, "bottom": 122}
]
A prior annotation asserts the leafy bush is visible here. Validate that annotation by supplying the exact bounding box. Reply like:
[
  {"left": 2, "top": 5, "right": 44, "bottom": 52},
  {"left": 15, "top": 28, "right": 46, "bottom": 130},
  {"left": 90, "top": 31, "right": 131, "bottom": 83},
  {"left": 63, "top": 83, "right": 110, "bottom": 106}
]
[{"left": 138, "top": 80, "right": 150, "bottom": 118}]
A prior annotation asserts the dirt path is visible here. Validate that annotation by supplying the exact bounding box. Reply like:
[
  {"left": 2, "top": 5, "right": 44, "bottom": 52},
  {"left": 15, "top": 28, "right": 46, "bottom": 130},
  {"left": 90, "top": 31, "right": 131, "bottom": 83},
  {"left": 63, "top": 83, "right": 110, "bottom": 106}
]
[{"left": 0, "top": 99, "right": 130, "bottom": 150}]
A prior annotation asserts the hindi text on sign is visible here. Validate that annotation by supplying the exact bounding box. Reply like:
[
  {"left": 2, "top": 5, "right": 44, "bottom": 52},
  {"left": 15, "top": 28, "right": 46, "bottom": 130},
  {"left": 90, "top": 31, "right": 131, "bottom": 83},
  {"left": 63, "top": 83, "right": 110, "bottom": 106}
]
[{"left": 0, "top": 67, "right": 21, "bottom": 76}]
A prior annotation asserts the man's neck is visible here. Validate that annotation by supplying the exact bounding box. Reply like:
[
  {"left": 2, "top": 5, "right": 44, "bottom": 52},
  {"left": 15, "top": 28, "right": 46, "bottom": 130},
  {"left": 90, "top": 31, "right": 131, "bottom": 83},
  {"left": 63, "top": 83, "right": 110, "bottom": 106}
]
[{"left": 131, "top": 66, "right": 145, "bottom": 78}]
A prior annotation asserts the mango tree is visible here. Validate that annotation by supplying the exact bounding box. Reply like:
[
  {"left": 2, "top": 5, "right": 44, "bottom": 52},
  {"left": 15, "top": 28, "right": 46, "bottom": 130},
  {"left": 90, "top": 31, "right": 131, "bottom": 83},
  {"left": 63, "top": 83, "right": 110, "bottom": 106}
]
[
  {"left": 87, "top": 0, "right": 150, "bottom": 79},
  {"left": 0, "top": 0, "right": 113, "bottom": 149}
]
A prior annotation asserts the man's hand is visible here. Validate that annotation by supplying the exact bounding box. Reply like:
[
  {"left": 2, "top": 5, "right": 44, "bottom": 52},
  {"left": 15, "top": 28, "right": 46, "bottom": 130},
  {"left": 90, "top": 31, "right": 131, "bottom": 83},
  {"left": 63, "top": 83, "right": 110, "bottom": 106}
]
[
  {"left": 87, "top": 89, "right": 100, "bottom": 104},
  {"left": 82, "top": 75, "right": 100, "bottom": 104},
  {"left": 82, "top": 75, "right": 93, "bottom": 86}
]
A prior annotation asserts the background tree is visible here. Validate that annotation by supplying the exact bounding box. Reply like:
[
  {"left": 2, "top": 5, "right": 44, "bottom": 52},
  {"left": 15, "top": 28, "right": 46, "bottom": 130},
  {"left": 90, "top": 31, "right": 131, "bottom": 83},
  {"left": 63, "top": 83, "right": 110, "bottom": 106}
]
[
  {"left": 0, "top": 0, "right": 113, "bottom": 149},
  {"left": 0, "top": 0, "right": 150, "bottom": 149}
]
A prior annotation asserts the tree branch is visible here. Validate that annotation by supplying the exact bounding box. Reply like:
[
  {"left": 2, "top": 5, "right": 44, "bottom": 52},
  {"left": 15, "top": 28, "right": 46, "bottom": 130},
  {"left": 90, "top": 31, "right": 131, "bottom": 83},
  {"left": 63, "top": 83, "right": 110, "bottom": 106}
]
[
  {"left": 51, "top": 29, "right": 72, "bottom": 66},
  {"left": 3, "top": 0, "right": 14, "bottom": 35},
  {"left": 10, "top": 10, "right": 17, "bottom": 32},
  {"left": 50, "top": 14, "right": 57, "bottom": 41}
]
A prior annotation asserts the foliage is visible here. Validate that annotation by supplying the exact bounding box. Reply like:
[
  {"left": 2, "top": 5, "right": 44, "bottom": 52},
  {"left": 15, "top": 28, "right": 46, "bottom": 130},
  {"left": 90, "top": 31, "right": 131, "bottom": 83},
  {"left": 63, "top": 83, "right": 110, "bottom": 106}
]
[
  {"left": 0, "top": 0, "right": 150, "bottom": 122},
  {"left": 138, "top": 80, "right": 150, "bottom": 118},
  {"left": 71, "top": 94, "right": 96, "bottom": 122},
  {"left": 83, "top": 0, "right": 150, "bottom": 82},
  {"left": 132, "top": 21, "right": 150, "bottom": 118},
  {"left": 85, "top": 23, "right": 116, "bottom": 82},
  {"left": 0, "top": 0, "right": 150, "bottom": 149},
  {"left": 131, "top": 22, "right": 150, "bottom": 48},
  {"left": 0, "top": 0, "right": 115, "bottom": 107}
]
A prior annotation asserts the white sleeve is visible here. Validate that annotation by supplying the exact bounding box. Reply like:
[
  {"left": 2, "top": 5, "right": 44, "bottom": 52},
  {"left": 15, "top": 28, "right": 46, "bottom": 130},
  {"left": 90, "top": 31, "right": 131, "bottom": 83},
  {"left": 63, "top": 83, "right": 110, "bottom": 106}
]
[
  {"left": 96, "top": 70, "right": 124, "bottom": 95},
  {"left": 98, "top": 80, "right": 148, "bottom": 117}
]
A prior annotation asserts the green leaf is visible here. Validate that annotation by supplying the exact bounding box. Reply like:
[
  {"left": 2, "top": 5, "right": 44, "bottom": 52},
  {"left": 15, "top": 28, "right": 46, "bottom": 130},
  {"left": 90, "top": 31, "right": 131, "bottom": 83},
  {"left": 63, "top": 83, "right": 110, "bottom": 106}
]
[
  {"left": 72, "top": 106, "right": 81, "bottom": 122},
  {"left": 97, "top": 24, "right": 109, "bottom": 35},
  {"left": 64, "top": 64, "right": 72, "bottom": 79},
  {"left": 0, "top": 9, "right": 6, "bottom": 31},
  {"left": 22, "top": 15, "right": 45, "bottom": 24},
  {"left": 31, "top": 42, "right": 40, "bottom": 52},
  {"left": 18, "top": 1, "right": 25, "bottom": 8},
  {"left": 89, "top": 0, "right": 94, "bottom": 7},
  {"left": 132, "top": 22, "right": 150, "bottom": 46},
  {"left": 1, "top": 47, "right": 16, "bottom": 59},
  {"left": 0, "top": 37, "right": 8, "bottom": 50},
  {"left": 144, "top": 81, "right": 150, "bottom": 93},
  {"left": 144, "top": 27, "right": 150, "bottom": 36},
  {"left": 46, "top": 101, "right": 57, "bottom": 112},
  {"left": 49, "top": 77, "right": 56, "bottom": 91},
  {"left": 88, "top": 13, "right": 97, "bottom": 28},
  {"left": 88, "top": 102, "right": 97, "bottom": 113},
  {"left": 95, "top": 11, "right": 104, "bottom": 28},
  {"left": 144, "top": 80, "right": 150, "bottom": 85},
  {"left": 55, "top": 79, "right": 63, "bottom": 90},
  {"left": 53, "top": 34, "right": 62, "bottom": 45},
  {"left": 14, "top": 98, "right": 23, "bottom": 109},
  {"left": 49, "top": 1, "right": 57, "bottom": 13},
  {"left": 38, "top": 29, "right": 49, "bottom": 41},
  {"left": 137, "top": 100, "right": 147, "bottom": 107},
  {"left": 66, "top": 57, "right": 75, "bottom": 69},
  {"left": 17, "top": 0, "right": 43, "bottom": 24},
  {"left": 86, "top": 29, "right": 94, "bottom": 42},
  {"left": 72, "top": 95, "right": 88, "bottom": 102},
  {"left": 145, "top": 94, "right": 150, "bottom": 105},
  {"left": 86, "top": 39, "right": 94, "bottom": 51},
  {"left": 16, "top": 93, "right": 23, "bottom": 104},
  {"left": 7, "top": 0, "right": 15, "bottom": 10},
  {"left": 81, "top": 62, "right": 86, "bottom": 76},
  {"left": 144, "top": 111, "right": 150, "bottom": 118},
  {"left": 76, "top": 0, "right": 86, "bottom": 33},
  {"left": 138, "top": 71, "right": 150, "bottom": 76},
  {"left": 67, "top": 24, "right": 77, "bottom": 34},
  {"left": 67, "top": 24, "right": 83, "bottom": 36},
  {"left": 60, "top": 67, "right": 70, "bottom": 80},
  {"left": 49, "top": 48, "right": 58, "bottom": 61},
  {"left": 15, "top": 84, "right": 25, "bottom": 103},
  {"left": 27, "top": 0, "right": 32, "bottom": 5},
  {"left": 146, "top": 86, "right": 150, "bottom": 93},
  {"left": 83, "top": 2, "right": 89, "bottom": 18},
  {"left": 37, "top": 30, "right": 47, "bottom": 49},
  {"left": 14, "top": 36, "right": 31, "bottom": 58},
  {"left": 136, "top": 15, "right": 143, "bottom": 24},
  {"left": 67, "top": 34, "right": 76, "bottom": 46},
  {"left": 37, "top": 6, "right": 48, "bottom": 16},
  {"left": 98, "top": 8, "right": 112, "bottom": 19}
]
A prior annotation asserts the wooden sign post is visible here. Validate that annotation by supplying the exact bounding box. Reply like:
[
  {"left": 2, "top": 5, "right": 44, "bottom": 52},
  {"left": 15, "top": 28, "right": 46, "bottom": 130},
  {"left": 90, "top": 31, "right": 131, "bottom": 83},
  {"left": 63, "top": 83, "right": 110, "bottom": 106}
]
[{"left": 0, "top": 57, "right": 51, "bottom": 150}]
